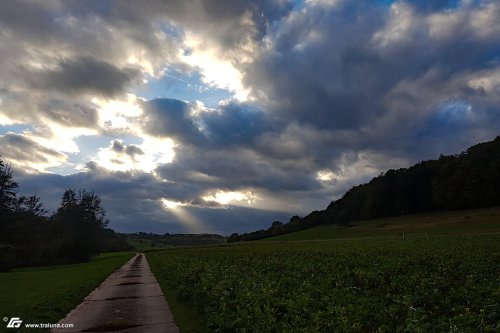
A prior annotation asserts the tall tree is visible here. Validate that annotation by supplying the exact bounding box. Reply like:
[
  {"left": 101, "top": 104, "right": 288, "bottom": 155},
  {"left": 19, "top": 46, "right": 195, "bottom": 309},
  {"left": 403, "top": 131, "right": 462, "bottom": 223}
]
[
  {"left": 55, "top": 188, "right": 78, "bottom": 216},
  {"left": 0, "top": 156, "right": 18, "bottom": 215},
  {"left": 16, "top": 194, "right": 48, "bottom": 217},
  {"left": 78, "top": 190, "right": 110, "bottom": 228},
  {"left": 53, "top": 189, "right": 110, "bottom": 261}
]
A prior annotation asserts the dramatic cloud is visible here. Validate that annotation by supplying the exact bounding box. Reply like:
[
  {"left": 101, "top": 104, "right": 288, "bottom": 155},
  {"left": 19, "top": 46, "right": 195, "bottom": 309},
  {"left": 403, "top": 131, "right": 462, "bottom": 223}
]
[
  {"left": 1, "top": 0, "right": 499, "bottom": 233},
  {"left": 141, "top": 98, "right": 203, "bottom": 144},
  {"left": 0, "top": 133, "right": 68, "bottom": 172},
  {"left": 27, "top": 56, "right": 141, "bottom": 97}
]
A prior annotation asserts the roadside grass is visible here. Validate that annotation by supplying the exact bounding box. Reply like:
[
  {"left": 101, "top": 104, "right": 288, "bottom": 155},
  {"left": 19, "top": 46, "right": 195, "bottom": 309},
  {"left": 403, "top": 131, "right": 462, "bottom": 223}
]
[
  {"left": 0, "top": 251, "right": 134, "bottom": 332},
  {"left": 147, "top": 252, "right": 207, "bottom": 333},
  {"left": 147, "top": 235, "right": 500, "bottom": 332},
  {"left": 265, "top": 206, "right": 500, "bottom": 241}
]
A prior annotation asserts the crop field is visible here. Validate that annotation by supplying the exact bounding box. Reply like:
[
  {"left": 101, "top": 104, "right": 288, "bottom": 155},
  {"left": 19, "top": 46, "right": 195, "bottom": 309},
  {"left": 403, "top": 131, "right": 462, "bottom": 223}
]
[
  {"left": 148, "top": 235, "right": 500, "bottom": 332},
  {"left": 0, "top": 252, "right": 133, "bottom": 331},
  {"left": 266, "top": 206, "right": 500, "bottom": 242}
]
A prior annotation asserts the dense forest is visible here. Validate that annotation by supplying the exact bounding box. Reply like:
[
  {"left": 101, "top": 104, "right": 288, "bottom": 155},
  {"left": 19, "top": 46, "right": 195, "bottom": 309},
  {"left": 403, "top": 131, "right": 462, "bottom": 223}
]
[
  {"left": 228, "top": 136, "right": 500, "bottom": 242},
  {"left": 0, "top": 157, "right": 130, "bottom": 272}
]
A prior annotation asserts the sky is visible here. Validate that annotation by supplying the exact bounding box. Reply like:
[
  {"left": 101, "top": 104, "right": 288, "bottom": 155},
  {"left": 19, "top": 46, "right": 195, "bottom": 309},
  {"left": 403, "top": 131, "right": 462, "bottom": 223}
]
[{"left": 1, "top": 0, "right": 499, "bottom": 235}]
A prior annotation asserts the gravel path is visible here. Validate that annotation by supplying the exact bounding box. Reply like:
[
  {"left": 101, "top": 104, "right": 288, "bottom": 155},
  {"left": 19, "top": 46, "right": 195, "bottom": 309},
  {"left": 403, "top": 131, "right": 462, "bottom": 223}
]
[{"left": 51, "top": 253, "right": 179, "bottom": 333}]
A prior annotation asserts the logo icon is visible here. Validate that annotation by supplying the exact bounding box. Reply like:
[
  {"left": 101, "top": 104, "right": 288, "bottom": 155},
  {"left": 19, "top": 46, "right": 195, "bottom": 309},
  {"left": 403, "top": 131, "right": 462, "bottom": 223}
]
[{"left": 6, "top": 317, "right": 23, "bottom": 328}]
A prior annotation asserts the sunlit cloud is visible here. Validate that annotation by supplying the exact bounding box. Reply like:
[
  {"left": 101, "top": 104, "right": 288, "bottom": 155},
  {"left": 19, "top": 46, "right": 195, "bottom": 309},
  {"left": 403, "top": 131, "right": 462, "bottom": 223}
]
[
  {"left": 95, "top": 136, "right": 175, "bottom": 173},
  {"left": 0, "top": 113, "right": 16, "bottom": 126},
  {"left": 26, "top": 123, "right": 98, "bottom": 154},
  {"left": 316, "top": 169, "right": 339, "bottom": 182},
  {"left": 161, "top": 199, "right": 184, "bottom": 209},
  {"left": 181, "top": 33, "right": 250, "bottom": 101},
  {"left": 94, "top": 94, "right": 145, "bottom": 134},
  {"left": 202, "top": 189, "right": 258, "bottom": 206}
]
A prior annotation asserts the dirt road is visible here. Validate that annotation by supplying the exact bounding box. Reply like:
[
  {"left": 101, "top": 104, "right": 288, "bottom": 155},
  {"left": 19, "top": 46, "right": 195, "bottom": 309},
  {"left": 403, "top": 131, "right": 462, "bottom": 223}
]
[{"left": 51, "top": 253, "right": 179, "bottom": 333}]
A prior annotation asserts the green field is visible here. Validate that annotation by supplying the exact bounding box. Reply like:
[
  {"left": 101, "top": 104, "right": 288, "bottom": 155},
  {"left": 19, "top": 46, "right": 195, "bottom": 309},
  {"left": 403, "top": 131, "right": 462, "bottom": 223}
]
[
  {"left": 266, "top": 206, "right": 500, "bottom": 241},
  {"left": 148, "top": 235, "right": 500, "bottom": 332},
  {"left": 0, "top": 252, "right": 134, "bottom": 332}
]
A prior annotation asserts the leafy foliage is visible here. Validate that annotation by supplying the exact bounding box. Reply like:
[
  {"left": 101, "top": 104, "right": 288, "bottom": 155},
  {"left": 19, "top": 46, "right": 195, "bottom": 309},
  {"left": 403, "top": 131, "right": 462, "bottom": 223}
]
[
  {"left": 148, "top": 236, "right": 500, "bottom": 333},
  {"left": 0, "top": 156, "right": 18, "bottom": 215},
  {"left": 15, "top": 194, "right": 48, "bottom": 217}
]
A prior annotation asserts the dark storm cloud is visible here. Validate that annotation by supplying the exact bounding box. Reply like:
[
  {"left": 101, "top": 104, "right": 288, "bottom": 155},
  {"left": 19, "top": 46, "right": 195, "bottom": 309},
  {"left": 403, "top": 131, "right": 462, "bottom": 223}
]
[
  {"left": 0, "top": 0, "right": 182, "bottom": 130},
  {"left": 0, "top": 133, "right": 67, "bottom": 167},
  {"left": 141, "top": 99, "right": 203, "bottom": 144},
  {"left": 142, "top": 98, "right": 274, "bottom": 150},
  {"left": 244, "top": 1, "right": 387, "bottom": 130},
  {"left": 27, "top": 57, "right": 140, "bottom": 97},
  {"left": 3, "top": 0, "right": 500, "bottom": 234},
  {"left": 157, "top": 145, "right": 320, "bottom": 192},
  {"left": 15, "top": 168, "right": 292, "bottom": 234},
  {"left": 243, "top": 0, "right": 500, "bottom": 162},
  {"left": 0, "top": 0, "right": 59, "bottom": 39},
  {"left": 125, "top": 145, "right": 144, "bottom": 157},
  {"left": 202, "top": 102, "right": 273, "bottom": 148},
  {"left": 139, "top": 98, "right": 328, "bottom": 193},
  {"left": 110, "top": 140, "right": 144, "bottom": 158},
  {"left": 65, "top": 0, "right": 294, "bottom": 50},
  {"left": 14, "top": 170, "right": 174, "bottom": 230},
  {"left": 38, "top": 99, "right": 99, "bottom": 128}
]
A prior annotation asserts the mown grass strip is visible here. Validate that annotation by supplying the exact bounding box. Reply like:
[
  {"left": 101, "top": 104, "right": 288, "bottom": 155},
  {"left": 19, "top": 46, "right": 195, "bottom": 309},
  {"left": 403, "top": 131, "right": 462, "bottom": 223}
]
[
  {"left": 0, "top": 251, "right": 134, "bottom": 332},
  {"left": 147, "top": 251, "right": 208, "bottom": 333}
]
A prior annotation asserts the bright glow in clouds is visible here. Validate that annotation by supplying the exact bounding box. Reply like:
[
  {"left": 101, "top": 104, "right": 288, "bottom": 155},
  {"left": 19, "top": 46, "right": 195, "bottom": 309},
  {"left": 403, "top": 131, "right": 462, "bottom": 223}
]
[
  {"left": 91, "top": 94, "right": 178, "bottom": 173},
  {"left": 181, "top": 33, "right": 249, "bottom": 101},
  {"left": 94, "top": 94, "right": 144, "bottom": 134},
  {"left": 161, "top": 198, "right": 209, "bottom": 233},
  {"left": 316, "top": 169, "right": 339, "bottom": 182},
  {"left": 202, "top": 189, "right": 300, "bottom": 213},
  {"left": 96, "top": 136, "right": 175, "bottom": 173},
  {"left": 202, "top": 190, "right": 258, "bottom": 206},
  {"left": 161, "top": 199, "right": 184, "bottom": 209},
  {"left": 27, "top": 123, "right": 97, "bottom": 153},
  {"left": 0, "top": 113, "right": 16, "bottom": 126}
]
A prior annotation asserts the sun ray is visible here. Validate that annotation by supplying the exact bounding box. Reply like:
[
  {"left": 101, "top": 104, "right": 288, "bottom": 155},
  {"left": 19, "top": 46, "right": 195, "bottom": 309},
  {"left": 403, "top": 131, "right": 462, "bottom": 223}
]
[{"left": 161, "top": 199, "right": 209, "bottom": 233}]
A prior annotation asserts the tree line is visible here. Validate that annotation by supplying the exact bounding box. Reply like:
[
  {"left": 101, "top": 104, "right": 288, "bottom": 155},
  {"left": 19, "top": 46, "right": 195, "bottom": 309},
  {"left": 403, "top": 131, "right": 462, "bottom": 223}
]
[
  {"left": 228, "top": 136, "right": 500, "bottom": 242},
  {"left": 0, "top": 157, "right": 130, "bottom": 272},
  {"left": 126, "top": 232, "right": 226, "bottom": 247}
]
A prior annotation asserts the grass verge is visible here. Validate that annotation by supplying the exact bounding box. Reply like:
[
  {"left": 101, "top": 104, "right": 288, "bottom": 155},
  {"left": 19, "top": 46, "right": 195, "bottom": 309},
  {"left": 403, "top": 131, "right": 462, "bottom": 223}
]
[
  {"left": 147, "top": 251, "right": 208, "bottom": 333},
  {"left": 0, "top": 251, "right": 134, "bottom": 332}
]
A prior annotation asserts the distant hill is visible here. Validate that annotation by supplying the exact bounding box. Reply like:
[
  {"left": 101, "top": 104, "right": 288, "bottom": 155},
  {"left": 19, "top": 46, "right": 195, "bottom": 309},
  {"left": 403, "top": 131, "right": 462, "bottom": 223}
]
[
  {"left": 228, "top": 136, "right": 500, "bottom": 242},
  {"left": 124, "top": 232, "right": 226, "bottom": 250}
]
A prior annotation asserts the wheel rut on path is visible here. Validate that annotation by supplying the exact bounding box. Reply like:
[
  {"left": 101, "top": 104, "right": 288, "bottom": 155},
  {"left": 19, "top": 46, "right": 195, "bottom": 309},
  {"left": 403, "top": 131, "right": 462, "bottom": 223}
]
[{"left": 51, "top": 253, "right": 179, "bottom": 333}]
